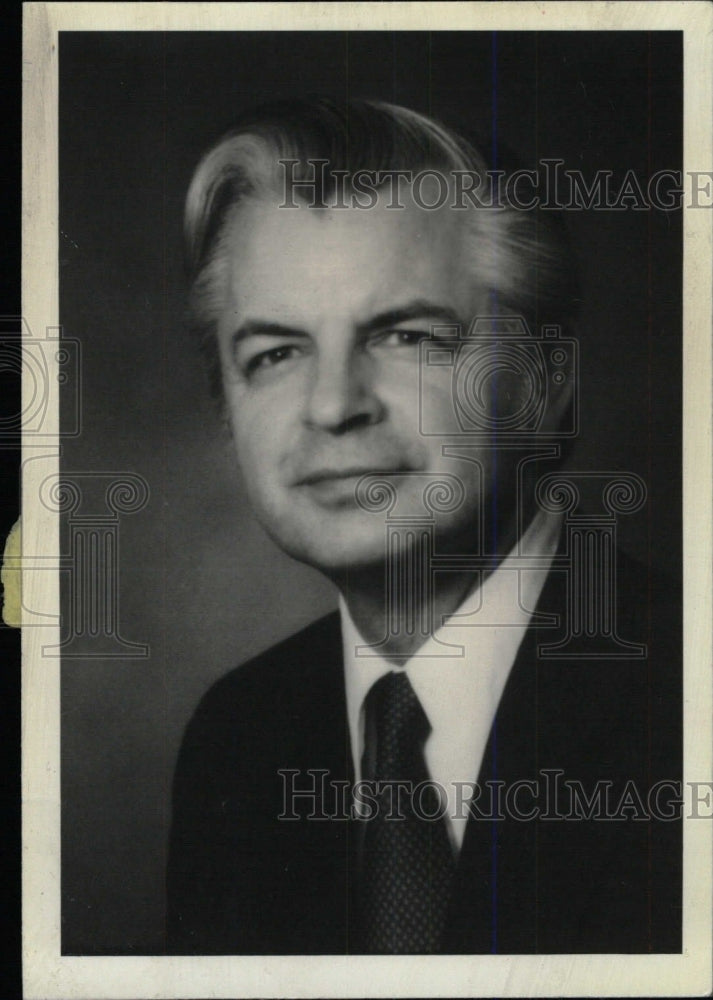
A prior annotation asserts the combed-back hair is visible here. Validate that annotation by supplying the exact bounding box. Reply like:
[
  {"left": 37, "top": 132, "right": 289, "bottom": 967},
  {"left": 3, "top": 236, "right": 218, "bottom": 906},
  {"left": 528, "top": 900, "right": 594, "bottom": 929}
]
[{"left": 184, "top": 96, "right": 580, "bottom": 400}]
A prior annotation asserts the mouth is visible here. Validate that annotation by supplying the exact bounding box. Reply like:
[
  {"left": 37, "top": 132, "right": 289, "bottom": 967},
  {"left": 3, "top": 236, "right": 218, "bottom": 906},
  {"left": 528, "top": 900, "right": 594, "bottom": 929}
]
[
  {"left": 297, "top": 467, "right": 383, "bottom": 486},
  {"left": 293, "top": 466, "right": 411, "bottom": 504},
  {"left": 295, "top": 466, "right": 411, "bottom": 486}
]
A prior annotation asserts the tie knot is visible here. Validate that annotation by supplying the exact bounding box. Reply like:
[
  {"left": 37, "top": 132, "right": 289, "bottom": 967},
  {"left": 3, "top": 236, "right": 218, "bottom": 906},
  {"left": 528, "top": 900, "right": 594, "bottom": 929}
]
[{"left": 364, "top": 670, "right": 431, "bottom": 779}]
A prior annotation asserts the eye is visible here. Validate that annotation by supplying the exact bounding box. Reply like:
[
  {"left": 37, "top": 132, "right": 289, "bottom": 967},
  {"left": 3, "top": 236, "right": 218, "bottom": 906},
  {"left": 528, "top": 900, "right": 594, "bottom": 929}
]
[
  {"left": 248, "top": 345, "right": 296, "bottom": 370},
  {"left": 370, "top": 329, "right": 431, "bottom": 349},
  {"left": 237, "top": 343, "right": 304, "bottom": 379}
]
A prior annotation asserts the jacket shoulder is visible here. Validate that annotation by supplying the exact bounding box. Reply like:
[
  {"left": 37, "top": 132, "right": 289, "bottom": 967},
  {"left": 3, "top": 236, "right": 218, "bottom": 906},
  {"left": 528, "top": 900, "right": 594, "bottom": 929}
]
[{"left": 181, "top": 609, "right": 342, "bottom": 737}]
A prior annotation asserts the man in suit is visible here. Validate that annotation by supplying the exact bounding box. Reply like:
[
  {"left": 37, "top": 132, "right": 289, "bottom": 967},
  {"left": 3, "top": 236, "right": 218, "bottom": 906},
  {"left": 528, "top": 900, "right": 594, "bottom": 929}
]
[{"left": 167, "top": 97, "right": 682, "bottom": 954}]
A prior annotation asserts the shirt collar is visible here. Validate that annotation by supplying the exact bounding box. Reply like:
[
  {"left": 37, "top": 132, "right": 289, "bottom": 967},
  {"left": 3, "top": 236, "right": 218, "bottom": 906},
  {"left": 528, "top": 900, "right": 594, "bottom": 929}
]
[{"left": 340, "top": 507, "right": 564, "bottom": 783}]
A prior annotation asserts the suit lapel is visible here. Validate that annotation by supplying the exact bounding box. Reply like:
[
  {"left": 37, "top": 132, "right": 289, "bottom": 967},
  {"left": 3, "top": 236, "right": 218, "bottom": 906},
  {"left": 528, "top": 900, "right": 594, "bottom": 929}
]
[
  {"left": 443, "top": 548, "right": 568, "bottom": 953},
  {"left": 278, "top": 613, "right": 361, "bottom": 950}
]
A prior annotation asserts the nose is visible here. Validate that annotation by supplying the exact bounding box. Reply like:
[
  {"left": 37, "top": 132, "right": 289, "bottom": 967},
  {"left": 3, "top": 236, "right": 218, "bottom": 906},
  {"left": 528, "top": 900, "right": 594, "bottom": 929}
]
[{"left": 303, "top": 346, "right": 384, "bottom": 434}]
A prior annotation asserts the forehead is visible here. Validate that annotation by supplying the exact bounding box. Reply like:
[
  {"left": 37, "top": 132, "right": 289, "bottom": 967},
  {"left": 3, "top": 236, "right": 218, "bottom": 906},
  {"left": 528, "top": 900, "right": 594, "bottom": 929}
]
[{"left": 221, "top": 194, "right": 476, "bottom": 324}]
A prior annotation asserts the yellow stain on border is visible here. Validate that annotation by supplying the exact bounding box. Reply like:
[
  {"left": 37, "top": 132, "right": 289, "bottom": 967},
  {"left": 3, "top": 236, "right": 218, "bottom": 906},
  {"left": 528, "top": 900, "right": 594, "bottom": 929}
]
[{"left": 2, "top": 518, "right": 21, "bottom": 628}]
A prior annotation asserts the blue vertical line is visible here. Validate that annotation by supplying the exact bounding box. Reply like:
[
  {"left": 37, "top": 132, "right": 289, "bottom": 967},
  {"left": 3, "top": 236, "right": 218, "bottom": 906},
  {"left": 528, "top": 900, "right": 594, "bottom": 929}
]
[
  {"left": 345, "top": 32, "right": 350, "bottom": 104},
  {"left": 428, "top": 32, "right": 433, "bottom": 120},
  {"left": 490, "top": 28, "right": 499, "bottom": 957},
  {"left": 392, "top": 32, "right": 396, "bottom": 104}
]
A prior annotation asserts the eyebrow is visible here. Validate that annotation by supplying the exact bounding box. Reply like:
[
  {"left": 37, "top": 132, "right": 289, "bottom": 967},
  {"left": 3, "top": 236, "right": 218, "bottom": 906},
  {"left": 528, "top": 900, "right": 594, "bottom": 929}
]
[
  {"left": 231, "top": 299, "right": 463, "bottom": 345},
  {"left": 359, "top": 300, "right": 462, "bottom": 335},
  {"left": 232, "top": 321, "right": 310, "bottom": 345}
]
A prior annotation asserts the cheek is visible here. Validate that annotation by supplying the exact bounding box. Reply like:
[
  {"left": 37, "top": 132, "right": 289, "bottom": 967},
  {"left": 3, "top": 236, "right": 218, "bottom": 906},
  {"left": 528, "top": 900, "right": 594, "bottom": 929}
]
[
  {"left": 404, "top": 374, "right": 458, "bottom": 438},
  {"left": 377, "top": 364, "right": 424, "bottom": 427},
  {"left": 224, "top": 389, "right": 263, "bottom": 465},
  {"left": 227, "top": 388, "right": 298, "bottom": 483}
]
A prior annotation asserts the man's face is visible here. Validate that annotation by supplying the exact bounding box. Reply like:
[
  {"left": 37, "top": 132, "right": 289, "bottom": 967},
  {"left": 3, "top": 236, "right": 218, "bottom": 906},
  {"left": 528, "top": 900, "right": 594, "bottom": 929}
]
[{"left": 216, "top": 192, "right": 522, "bottom": 573}]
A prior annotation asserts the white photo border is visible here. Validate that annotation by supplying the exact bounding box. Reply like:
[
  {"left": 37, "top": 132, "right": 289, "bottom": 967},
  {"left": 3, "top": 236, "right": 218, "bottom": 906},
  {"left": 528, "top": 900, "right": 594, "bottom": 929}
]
[{"left": 22, "top": 2, "right": 712, "bottom": 997}]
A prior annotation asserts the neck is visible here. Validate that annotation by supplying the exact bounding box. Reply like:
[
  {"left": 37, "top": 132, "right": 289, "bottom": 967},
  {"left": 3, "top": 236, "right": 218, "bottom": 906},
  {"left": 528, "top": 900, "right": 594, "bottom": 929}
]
[
  {"left": 336, "top": 566, "right": 477, "bottom": 662},
  {"left": 333, "top": 509, "right": 525, "bottom": 663}
]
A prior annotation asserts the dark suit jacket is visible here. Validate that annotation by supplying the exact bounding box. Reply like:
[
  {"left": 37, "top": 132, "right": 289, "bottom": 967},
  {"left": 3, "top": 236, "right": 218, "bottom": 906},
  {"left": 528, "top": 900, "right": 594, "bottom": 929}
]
[{"left": 166, "top": 548, "right": 682, "bottom": 954}]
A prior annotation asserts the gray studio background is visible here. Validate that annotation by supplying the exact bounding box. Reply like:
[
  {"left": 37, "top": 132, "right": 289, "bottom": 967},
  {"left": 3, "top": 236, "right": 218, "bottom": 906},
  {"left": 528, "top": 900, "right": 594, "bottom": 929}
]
[{"left": 58, "top": 31, "right": 682, "bottom": 953}]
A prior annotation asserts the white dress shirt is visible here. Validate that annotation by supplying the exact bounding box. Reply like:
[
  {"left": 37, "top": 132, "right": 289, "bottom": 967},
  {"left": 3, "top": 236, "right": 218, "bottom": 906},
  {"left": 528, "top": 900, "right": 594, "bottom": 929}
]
[{"left": 340, "top": 508, "right": 563, "bottom": 852}]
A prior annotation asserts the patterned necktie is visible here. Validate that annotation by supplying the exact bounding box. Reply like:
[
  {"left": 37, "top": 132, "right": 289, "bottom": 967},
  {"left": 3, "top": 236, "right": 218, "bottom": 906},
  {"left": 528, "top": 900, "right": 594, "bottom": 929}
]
[{"left": 358, "top": 670, "right": 456, "bottom": 953}]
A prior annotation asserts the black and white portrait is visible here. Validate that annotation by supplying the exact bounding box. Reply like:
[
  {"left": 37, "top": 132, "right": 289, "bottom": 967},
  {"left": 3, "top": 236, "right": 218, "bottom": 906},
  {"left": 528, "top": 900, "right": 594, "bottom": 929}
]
[{"left": 21, "top": 4, "right": 713, "bottom": 997}]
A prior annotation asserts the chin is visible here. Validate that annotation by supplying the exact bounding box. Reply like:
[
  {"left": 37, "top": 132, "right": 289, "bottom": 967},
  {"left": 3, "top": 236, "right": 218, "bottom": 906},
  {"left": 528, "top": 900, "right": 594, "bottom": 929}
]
[
  {"left": 260, "top": 514, "right": 392, "bottom": 577},
  {"left": 259, "top": 493, "right": 489, "bottom": 573},
  {"left": 284, "top": 536, "right": 392, "bottom": 577}
]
